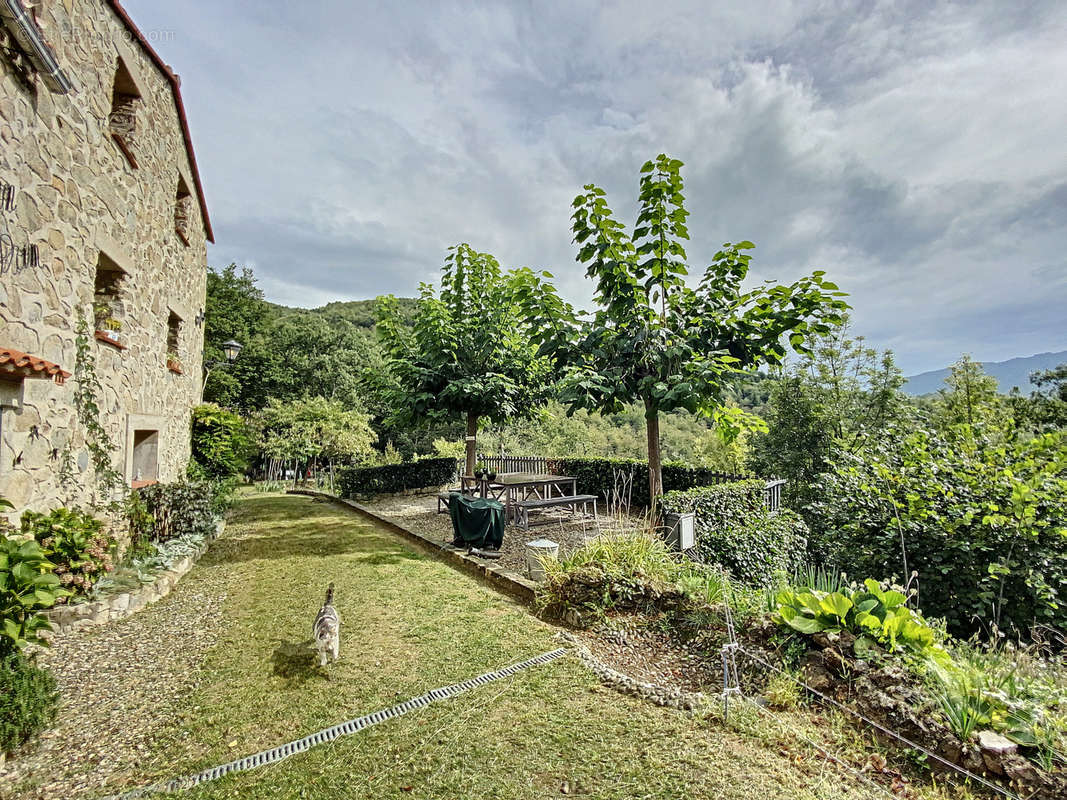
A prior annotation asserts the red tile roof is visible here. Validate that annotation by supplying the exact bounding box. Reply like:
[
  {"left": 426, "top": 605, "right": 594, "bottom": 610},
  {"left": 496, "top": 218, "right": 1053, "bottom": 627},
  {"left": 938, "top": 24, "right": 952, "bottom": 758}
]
[
  {"left": 105, "top": 1, "right": 214, "bottom": 243},
  {"left": 0, "top": 347, "right": 70, "bottom": 384}
]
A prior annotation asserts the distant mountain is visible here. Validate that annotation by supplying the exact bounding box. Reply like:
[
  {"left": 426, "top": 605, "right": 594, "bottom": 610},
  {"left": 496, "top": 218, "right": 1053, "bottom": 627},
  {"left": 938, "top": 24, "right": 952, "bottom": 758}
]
[{"left": 903, "top": 351, "right": 1067, "bottom": 396}]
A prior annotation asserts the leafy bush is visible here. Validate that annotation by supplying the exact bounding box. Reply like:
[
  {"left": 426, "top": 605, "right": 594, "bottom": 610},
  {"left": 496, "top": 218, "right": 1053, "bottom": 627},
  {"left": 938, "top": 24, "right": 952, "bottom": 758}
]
[
  {"left": 772, "top": 579, "right": 941, "bottom": 658},
  {"left": 658, "top": 481, "right": 808, "bottom": 585},
  {"left": 190, "top": 403, "right": 253, "bottom": 479},
  {"left": 132, "top": 481, "right": 219, "bottom": 544},
  {"left": 0, "top": 651, "right": 58, "bottom": 753},
  {"left": 20, "top": 507, "right": 113, "bottom": 597},
  {"left": 337, "top": 457, "right": 457, "bottom": 497},
  {"left": 0, "top": 535, "right": 69, "bottom": 656},
  {"left": 808, "top": 424, "right": 1067, "bottom": 636}
]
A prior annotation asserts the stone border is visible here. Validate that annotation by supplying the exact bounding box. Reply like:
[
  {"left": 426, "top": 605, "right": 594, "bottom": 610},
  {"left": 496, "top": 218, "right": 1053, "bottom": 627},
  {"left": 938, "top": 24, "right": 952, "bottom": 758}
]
[
  {"left": 559, "top": 631, "right": 709, "bottom": 712},
  {"left": 43, "top": 519, "right": 225, "bottom": 636},
  {"left": 287, "top": 490, "right": 540, "bottom": 605}
]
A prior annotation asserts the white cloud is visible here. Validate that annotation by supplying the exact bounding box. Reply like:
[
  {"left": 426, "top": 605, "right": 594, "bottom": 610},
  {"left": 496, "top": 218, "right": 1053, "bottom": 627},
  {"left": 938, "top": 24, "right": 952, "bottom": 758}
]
[{"left": 125, "top": 0, "right": 1067, "bottom": 374}]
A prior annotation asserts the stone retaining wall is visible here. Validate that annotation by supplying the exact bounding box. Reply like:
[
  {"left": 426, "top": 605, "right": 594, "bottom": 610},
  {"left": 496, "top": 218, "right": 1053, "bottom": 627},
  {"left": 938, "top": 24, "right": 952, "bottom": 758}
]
[{"left": 44, "top": 519, "right": 223, "bottom": 636}]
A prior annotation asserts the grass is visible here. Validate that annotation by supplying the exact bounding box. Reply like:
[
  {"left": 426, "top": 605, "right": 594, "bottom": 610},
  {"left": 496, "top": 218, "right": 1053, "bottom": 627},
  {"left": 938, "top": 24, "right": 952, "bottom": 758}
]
[{"left": 34, "top": 493, "right": 983, "bottom": 798}]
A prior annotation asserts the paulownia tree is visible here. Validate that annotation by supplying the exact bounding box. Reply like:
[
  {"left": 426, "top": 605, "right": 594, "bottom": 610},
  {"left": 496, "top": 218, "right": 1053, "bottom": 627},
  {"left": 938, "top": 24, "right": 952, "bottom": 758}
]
[
  {"left": 377, "top": 244, "right": 555, "bottom": 476},
  {"left": 517, "top": 154, "right": 850, "bottom": 502}
]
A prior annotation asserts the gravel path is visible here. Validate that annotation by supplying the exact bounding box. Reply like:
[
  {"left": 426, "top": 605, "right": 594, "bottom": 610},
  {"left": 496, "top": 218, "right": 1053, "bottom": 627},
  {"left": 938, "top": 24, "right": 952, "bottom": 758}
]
[
  {"left": 0, "top": 565, "right": 229, "bottom": 799},
  {"left": 362, "top": 491, "right": 645, "bottom": 574}
]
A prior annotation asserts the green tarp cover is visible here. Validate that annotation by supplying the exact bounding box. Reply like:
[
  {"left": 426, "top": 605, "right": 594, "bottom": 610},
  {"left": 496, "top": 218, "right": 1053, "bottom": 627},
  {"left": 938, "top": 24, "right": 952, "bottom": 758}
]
[{"left": 448, "top": 493, "right": 504, "bottom": 549}]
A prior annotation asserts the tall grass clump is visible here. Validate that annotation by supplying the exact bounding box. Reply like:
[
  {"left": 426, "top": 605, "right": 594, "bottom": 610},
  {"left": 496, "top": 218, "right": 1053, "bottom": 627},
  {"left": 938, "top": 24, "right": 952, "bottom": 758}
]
[{"left": 537, "top": 532, "right": 727, "bottom": 623}]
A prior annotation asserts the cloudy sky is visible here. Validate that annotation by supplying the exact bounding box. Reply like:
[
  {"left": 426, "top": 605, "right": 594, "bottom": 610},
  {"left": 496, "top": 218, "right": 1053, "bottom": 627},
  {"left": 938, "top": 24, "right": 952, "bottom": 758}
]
[{"left": 124, "top": 0, "right": 1066, "bottom": 374}]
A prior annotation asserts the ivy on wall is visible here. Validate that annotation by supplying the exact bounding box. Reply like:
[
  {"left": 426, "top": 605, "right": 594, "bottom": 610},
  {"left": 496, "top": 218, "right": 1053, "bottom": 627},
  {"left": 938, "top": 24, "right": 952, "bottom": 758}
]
[{"left": 68, "top": 317, "right": 125, "bottom": 506}]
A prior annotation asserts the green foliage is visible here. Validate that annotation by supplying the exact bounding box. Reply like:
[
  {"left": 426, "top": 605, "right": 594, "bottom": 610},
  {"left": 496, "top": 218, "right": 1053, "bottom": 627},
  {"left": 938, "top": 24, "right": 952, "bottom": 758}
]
[
  {"left": 70, "top": 317, "right": 125, "bottom": 503},
  {"left": 0, "top": 534, "right": 68, "bottom": 656},
  {"left": 537, "top": 533, "right": 727, "bottom": 621},
  {"left": 1013, "top": 362, "right": 1067, "bottom": 433},
  {"left": 546, "top": 456, "right": 757, "bottom": 510},
  {"left": 133, "top": 482, "right": 219, "bottom": 544},
  {"left": 20, "top": 507, "right": 113, "bottom": 598},
  {"left": 0, "top": 651, "right": 58, "bottom": 753},
  {"left": 773, "top": 579, "right": 940, "bottom": 657},
  {"left": 337, "top": 457, "right": 457, "bottom": 497},
  {"left": 809, "top": 420, "right": 1067, "bottom": 636},
  {"left": 259, "top": 396, "right": 376, "bottom": 466},
  {"left": 749, "top": 319, "right": 905, "bottom": 511},
  {"left": 203, "top": 264, "right": 389, "bottom": 412},
  {"left": 520, "top": 154, "right": 849, "bottom": 500},
  {"left": 475, "top": 401, "right": 754, "bottom": 470},
  {"left": 934, "top": 355, "right": 1006, "bottom": 433},
  {"left": 927, "top": 644, "right": 1067, "bottom": 763},
  {"left": 191, "top": 404, "right": 253, "bottom": 479},
  {"left": 377, "top": 244, "right": 555, "bottom": 473},
  {"left": 658, "top": 481, "right": 808, "bottom": 585}
]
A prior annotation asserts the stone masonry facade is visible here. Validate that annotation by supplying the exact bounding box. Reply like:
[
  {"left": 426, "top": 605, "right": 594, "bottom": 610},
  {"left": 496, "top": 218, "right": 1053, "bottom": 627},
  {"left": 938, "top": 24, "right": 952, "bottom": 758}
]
[{"left": 0, "top": 0, "right": 210, "bottom": 520}]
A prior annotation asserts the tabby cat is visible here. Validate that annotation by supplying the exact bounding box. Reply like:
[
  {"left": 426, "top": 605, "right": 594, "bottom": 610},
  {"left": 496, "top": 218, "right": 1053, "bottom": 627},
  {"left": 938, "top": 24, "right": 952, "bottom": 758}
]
[{"left": 313, "top": 582, "right": 340, "bottom": 667}]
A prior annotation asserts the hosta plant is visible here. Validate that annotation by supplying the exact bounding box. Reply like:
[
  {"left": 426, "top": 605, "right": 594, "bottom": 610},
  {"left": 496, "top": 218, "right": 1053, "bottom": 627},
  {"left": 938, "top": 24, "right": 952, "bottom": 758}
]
[
  {"left": 773, "top": 578, "right": 940, "bottom": 657},
  {"left": 0, "top": 534, "right": 70, "bottom": 655}
]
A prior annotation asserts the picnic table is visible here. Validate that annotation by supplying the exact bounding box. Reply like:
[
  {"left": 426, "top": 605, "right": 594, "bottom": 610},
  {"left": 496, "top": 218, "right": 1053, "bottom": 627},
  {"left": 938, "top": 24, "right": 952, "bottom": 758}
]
[{"left": 460, "top": 472, "right": 596, "bottom": 528}]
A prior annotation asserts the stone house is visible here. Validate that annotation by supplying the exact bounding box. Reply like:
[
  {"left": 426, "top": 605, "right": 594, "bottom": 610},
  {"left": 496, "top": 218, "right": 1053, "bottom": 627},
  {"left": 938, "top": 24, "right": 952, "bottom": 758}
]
[{"left": 0, "top": 0, "right": 212, "bottom": 519}]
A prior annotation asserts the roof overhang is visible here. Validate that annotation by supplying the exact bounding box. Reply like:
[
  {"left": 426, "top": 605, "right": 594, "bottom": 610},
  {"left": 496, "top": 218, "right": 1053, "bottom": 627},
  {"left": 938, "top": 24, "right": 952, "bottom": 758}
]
[{"left": 0, "top": 347, "right": 71, "bottom": 384}]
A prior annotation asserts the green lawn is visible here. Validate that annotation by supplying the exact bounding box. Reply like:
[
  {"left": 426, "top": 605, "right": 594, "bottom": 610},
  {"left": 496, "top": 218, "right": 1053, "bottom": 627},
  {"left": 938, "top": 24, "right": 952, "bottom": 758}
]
[{"left": 112, "top": 493, "right": 953, "bottom": 799}]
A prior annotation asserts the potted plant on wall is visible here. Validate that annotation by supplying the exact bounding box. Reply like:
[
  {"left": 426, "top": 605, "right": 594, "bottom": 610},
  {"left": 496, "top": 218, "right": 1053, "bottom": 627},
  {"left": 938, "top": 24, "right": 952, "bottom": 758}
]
[
  {"left": 166, "top": 350, "right": 182, "bottom": 373},
  {"left": 101, "top": 317, "right": 122, "bottom": 344}
]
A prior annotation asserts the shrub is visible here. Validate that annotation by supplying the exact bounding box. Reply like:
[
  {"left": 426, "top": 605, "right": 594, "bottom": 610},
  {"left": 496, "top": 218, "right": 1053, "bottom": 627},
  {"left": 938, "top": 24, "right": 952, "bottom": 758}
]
[
  {"left": 807, "top": 424, "right": 1067, "bottom": 637},
  {"left": 658, "top": 481, "right": 807, "bottom": 585},
  {"left": 0, "top": 651, "right": 58, "bottom": 754},
  {"left": 20, "top": 507, "right": 113, "bottom": 598},
  {"left": 0, "top": 535, "right": 68, "bottom": 656},
  {"left": 190, "top": 403, "right": 253, "bottom": 479},
  {"left": 132, "top": 481, "right": 219, "bottom": 544},
  {"left": 546, "top": 457, "right": 758, "bottom": 510},
  {"left": 337, "top": 457, "right": 457, "bottom": 497}
]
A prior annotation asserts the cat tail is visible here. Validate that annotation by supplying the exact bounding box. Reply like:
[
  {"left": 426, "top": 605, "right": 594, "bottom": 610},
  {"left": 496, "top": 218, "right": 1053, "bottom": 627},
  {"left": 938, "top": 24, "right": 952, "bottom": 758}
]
[{"left": 324, "top": 582, "right": 335, "bottom": 606}]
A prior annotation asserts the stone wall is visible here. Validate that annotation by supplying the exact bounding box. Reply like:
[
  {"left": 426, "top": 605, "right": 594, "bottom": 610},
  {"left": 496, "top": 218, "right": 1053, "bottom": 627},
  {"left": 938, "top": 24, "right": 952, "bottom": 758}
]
[{"left": 0, "top": 0, "right": 209, "bottom": 521}]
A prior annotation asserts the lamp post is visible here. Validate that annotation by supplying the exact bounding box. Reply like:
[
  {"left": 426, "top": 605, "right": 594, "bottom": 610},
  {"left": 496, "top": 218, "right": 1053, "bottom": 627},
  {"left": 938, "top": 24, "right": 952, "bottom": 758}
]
[{"left": 200, "top": 338, "right": 242, "bottom": 402}]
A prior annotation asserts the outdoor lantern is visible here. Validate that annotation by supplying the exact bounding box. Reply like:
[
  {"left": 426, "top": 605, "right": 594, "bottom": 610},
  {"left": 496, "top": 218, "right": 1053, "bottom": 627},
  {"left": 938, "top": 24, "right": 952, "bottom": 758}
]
[{"left": 222, "top": 339, "right": 243, "bottom": 363}]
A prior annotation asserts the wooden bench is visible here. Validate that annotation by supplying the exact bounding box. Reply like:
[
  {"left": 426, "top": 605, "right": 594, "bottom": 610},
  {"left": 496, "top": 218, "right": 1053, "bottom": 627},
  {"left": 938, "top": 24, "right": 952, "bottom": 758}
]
[{"left": 515, "top": 494, "right": 598, "bottom": 530}]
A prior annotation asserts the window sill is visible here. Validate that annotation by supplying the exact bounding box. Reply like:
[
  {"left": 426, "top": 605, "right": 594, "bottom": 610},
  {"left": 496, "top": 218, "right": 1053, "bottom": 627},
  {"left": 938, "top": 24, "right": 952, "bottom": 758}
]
[
  {"left": 167, "top": 362, "right": 183, "bottom": 374},
  {"left": 175, "top": 228, "right": 190, "bottom": 247},
  {"left": 111, "top": 132, "right": 138, "bottom": 169},
  {"left": 94, "top": 330, "right": 126, "bottom": 350},
  {"left": 131, "top": 479, "right": 158, "bottom": 490}
]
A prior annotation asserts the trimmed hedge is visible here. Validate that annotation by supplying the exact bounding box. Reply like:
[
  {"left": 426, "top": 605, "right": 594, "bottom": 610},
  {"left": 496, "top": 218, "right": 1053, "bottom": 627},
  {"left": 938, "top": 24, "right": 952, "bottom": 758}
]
[
  {"left": 658, "top": 481, "right": 808, "bottom": 586},
  {"left": 545, "top": 457, "right": 754, "bottom": 510},
  {"left": 338, "top": 457, "right": 457, "bottom": 498}
]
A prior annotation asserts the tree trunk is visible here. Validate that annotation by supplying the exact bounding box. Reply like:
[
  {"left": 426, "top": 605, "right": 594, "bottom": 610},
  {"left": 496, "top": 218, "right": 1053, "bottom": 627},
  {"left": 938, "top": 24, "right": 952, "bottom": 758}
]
[
  {"left": 465, "top": 411, "right": 479, "bottom": 477},
  {"left": 644, "top": 398, "right": 663, "bottom": 503}
]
